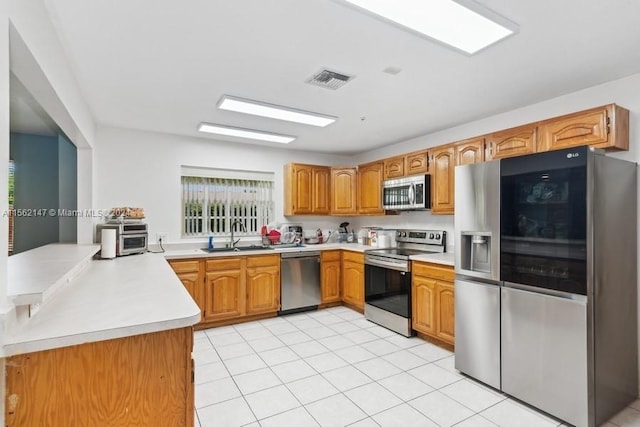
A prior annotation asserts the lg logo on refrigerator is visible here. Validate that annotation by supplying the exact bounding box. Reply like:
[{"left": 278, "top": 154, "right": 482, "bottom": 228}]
[{"left": 566, "top": 152, "right": 580, "bottom": 159}]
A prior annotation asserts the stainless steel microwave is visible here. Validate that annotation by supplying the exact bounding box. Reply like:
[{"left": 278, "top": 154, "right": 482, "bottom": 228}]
[
  {"left": 382, "top": 174, "right": 431, "bottom": 210},
  {"left": 96, "top": 222, "right": 148, "bottom": 256}
]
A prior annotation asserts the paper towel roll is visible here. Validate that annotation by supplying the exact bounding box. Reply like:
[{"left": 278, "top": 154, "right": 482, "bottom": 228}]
[
  {"left": 378, "top": 234, "right": 389, "bottom": 248},
  {"left": 101, "top": 229, "right": 117, "bottom": 259}
]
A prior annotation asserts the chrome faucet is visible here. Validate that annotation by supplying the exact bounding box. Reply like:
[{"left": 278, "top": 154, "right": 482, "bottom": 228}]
[{"left": 230, "top": 219, "right": 247, "bottom": 248}]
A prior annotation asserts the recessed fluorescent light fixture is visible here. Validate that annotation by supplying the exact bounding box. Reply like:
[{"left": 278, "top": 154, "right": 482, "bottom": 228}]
[
  {"left": 218, "top": 95, "right": 337, "bottom": 127},
  {"left": 340, "top": 0, "right": 517, "bottom": 54},
  {"left": 197, "top": 123, "right": 295, "bottom": 144}
]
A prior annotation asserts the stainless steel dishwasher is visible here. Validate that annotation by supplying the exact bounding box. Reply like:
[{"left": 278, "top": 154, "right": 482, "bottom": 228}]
[{"left": 279, "top": 251, "right": 321, "bottom": 315}]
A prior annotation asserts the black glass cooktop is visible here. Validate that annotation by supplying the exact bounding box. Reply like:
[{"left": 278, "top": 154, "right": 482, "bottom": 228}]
[{"left": 365, "top": 247, "right": 438, "bottom": 260}]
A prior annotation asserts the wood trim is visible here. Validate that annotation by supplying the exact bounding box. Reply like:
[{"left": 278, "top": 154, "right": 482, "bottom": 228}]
[
  {"left": 415, "top": 331, "right": 454, "bottom": 352},
  {"left": 6, "top": 328, "right": 194, "bottom": 427}
]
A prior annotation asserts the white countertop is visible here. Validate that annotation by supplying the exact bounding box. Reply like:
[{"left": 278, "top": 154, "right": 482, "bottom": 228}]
[
  {"left": 8, "top": 244, "right": 101, "bottom": 305},
  {"left": 3, "top": 252, "right": 200, "bottom": 357},
  {"left": 411, "top": 252, "right": 455, "bottom": 266}
]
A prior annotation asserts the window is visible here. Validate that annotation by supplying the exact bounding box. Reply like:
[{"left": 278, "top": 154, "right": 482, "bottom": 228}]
[
  {"left": 181, "top": 173, "right": 274, "bottom": 238},
  {"left": 8, "top": 160, "right": 14, "bottom": 255}
]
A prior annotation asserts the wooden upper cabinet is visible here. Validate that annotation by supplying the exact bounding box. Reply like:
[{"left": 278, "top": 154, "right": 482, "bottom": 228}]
[
  {"left": 383, "top": 150, "right": 429, "bottom": 179},
  {"left": 357, "top": 161, "right": 384, "bottom": 215},
  {"left": 537, "top": 104, "right": 629, "bottom": 152},
  {"left": 430, "top": 145, "right": 455, "bottom": 215},
  {"left": 455, "top": 137, "right": 485, "bottom": 165},
  {"left": 383, "top": 156, "right": 405, "bottom": 179},
  {"left": 485, "top": 124, "right": 536, "bottom": 160},
  {"left": 312, "top": 167, "right": 331, "bottom": 214},
  {"left": 331, "top": 167, "right": 357, "bottom": 215},
  {"left": 284, "top": 163, "right": 330, "bottom": 215},
  {"left": 405, "top": 150, "right": 429, "bottom": 175}
]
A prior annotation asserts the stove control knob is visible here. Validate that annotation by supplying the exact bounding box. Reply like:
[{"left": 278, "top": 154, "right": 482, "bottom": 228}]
[
  {"left": 435, "top": 233, "right": 441, "bottom": 240},
  {"left": 429, "top": 233, "right": 434, "bottom": 239},
  {"left": 401, "top": 232, "right": 407, "bottom": 237}
]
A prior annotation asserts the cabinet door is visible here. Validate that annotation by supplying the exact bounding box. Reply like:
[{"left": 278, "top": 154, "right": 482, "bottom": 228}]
[
  {"left": 312, "top": 167, "right": 331, "bottom": 214},
  {"left": 436, "top": 281, "right": 455, "bottom": 345},
  {"left": 537, "top": 105, "right": 630, "bottom": 152},
  {"left": 383, "top": 156, "right": 405, "bottom": 179},
  {"left": 204, "top": 265, "right": 245, "bottom": 322},
  {"left": 321, "top": 260, "right": 341, "bottom": 303},
  {"left": 331, "top": 167, "right": 357, "bottom": 215},
  {"left": 455, "top": 137, "right": 485, "bottom": 165},
  {"left": 431, "top": 145, "right": 455, "bottom": 214},
  {"left": 357, "top": 161, "right": 384, "bottom": 215},
  {"left": 342, "top": 252, "right": 364, "bottom": 310},
  {"left": 406, "top": 150, "right": 429, "bottom": 175},
  {"left": 412, "top": 275, "right": 437, "bottom": 335},
  {"left": 176, "top": 272, "right": 203, "bottom": 321},
  {"left": 485, "top": 124, "right": 536, "bottom": 160},
  {"left": 284, "top": 164, "right": 313, "bottom": 215},
  {"left": 246, "top": 265, "right": 280, "bottom": 315}
]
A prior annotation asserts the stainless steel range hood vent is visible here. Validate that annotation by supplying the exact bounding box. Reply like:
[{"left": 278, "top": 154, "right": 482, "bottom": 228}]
[{"left": 306, "top": 69, "right": 354, "bottom": 90}]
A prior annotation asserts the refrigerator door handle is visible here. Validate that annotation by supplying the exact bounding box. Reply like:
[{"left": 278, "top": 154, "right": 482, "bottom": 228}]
[{"left": 503, "top": 281, "right": 587, "bottom": 302}]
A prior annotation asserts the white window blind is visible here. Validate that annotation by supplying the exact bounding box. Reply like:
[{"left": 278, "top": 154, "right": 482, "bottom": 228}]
[{"left": 182, "top": 175, "right": 274, "bottom": 237}]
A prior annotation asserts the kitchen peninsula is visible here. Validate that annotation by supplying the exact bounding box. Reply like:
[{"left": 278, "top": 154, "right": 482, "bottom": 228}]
[{"left": 3, "top": 244, "right": 201, "bottom": 427}]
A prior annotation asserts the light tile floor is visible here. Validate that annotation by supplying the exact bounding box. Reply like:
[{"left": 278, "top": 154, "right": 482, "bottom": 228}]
[{"left": 193, "top": 306, "right": 640, "bottom": 427}]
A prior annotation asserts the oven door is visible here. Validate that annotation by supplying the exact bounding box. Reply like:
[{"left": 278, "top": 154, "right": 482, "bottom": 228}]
[
  {"left": 364, "top": 263, "right": 412, "bottom": 318},
  {"left": 119, "top": 233, "right": 148, "bottom": 255}
]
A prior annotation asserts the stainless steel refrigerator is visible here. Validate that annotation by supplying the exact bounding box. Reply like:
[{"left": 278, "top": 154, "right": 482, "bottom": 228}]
[{"left": 454, "top": 146, "right": 637, "bottom": 427}]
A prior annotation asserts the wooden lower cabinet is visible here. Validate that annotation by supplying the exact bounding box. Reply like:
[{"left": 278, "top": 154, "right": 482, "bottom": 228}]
[
  {"left": 204, "top": 258, "right": 245, "bottom": 322},
  {"left": 246, "top": 255, "right": 281, "bottom": 315},
  {"left": 5, "top": 327, "right": 194, "bottom": 427},
  {"left": 169, "top": 259, "right": 203, "bottom": 321},
  {"left": 412, "top": 261, "right": 455, "bottom": 346},
  {"left": 321, "top": 250, "right": 342, "bottom": 303},
  {"left": 342, "top": 251, "right": 364, "bottom": 311},
  {"left": 170, "top": 254, "right": 280, "bottom": 327}
]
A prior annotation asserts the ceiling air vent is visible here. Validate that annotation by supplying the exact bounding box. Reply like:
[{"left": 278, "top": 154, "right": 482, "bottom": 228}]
[{"left": 306, "top": 69, "right": 354, "bottom": 90}]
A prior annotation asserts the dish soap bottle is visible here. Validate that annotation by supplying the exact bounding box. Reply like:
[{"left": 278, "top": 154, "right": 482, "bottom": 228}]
[{"left": 208, "top": 235, "right": 214, "bottom": 250}]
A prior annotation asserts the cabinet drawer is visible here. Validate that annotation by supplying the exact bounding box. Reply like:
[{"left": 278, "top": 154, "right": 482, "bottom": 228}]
[
  {"left": 342, "top": 251, "right": 364, "bottom": 263},
  {"left": 322, "top": 250, "right": 341, "bottom": 262},
  {"left": 413, "top": 262, "right": 454, "bottom": 281},
  {"left": 205, "top": 257, "right": 243, "bottom": 271},
  {"left": 246, "top": 254, "right": 280, "bottom": 268},
  {"left": 169, "top": 259, "right": 200, "bottom": 273}
]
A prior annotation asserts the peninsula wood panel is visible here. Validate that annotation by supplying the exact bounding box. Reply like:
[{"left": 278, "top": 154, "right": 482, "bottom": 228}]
[{"left": 5, "top": 327, "right": 194, "bottom": 427}]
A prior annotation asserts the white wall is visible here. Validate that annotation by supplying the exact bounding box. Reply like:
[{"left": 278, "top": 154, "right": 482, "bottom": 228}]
[{"left": 94, "top": 126, "right": 354, "bottom": 245}]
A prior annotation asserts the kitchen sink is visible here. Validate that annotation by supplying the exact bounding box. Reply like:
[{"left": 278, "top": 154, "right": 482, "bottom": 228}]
[{"left": 201, "top": 245, "right": 273, "bottom": 253}]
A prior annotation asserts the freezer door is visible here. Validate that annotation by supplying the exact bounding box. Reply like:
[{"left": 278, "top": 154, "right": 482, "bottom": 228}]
[
  {"left": 454, "top": 278, "right": 501, "bottom": 390},
  {"left": 501, "top": 286, "right": 588, "bottom": 427}
]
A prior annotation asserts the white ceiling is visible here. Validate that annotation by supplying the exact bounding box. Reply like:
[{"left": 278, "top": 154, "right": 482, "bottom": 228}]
[{"left": 40, "top": 0, "right": 640, "bottom": 154}]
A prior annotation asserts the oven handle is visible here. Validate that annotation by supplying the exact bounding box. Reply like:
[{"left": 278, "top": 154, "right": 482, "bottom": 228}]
[{"left": 365, "top": 256, "right": 410, "bottom": 272}]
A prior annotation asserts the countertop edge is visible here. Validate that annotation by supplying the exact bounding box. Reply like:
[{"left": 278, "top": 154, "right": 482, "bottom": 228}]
[{"left": 2, "top": 311, "right": 201, "bottom": 357}]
